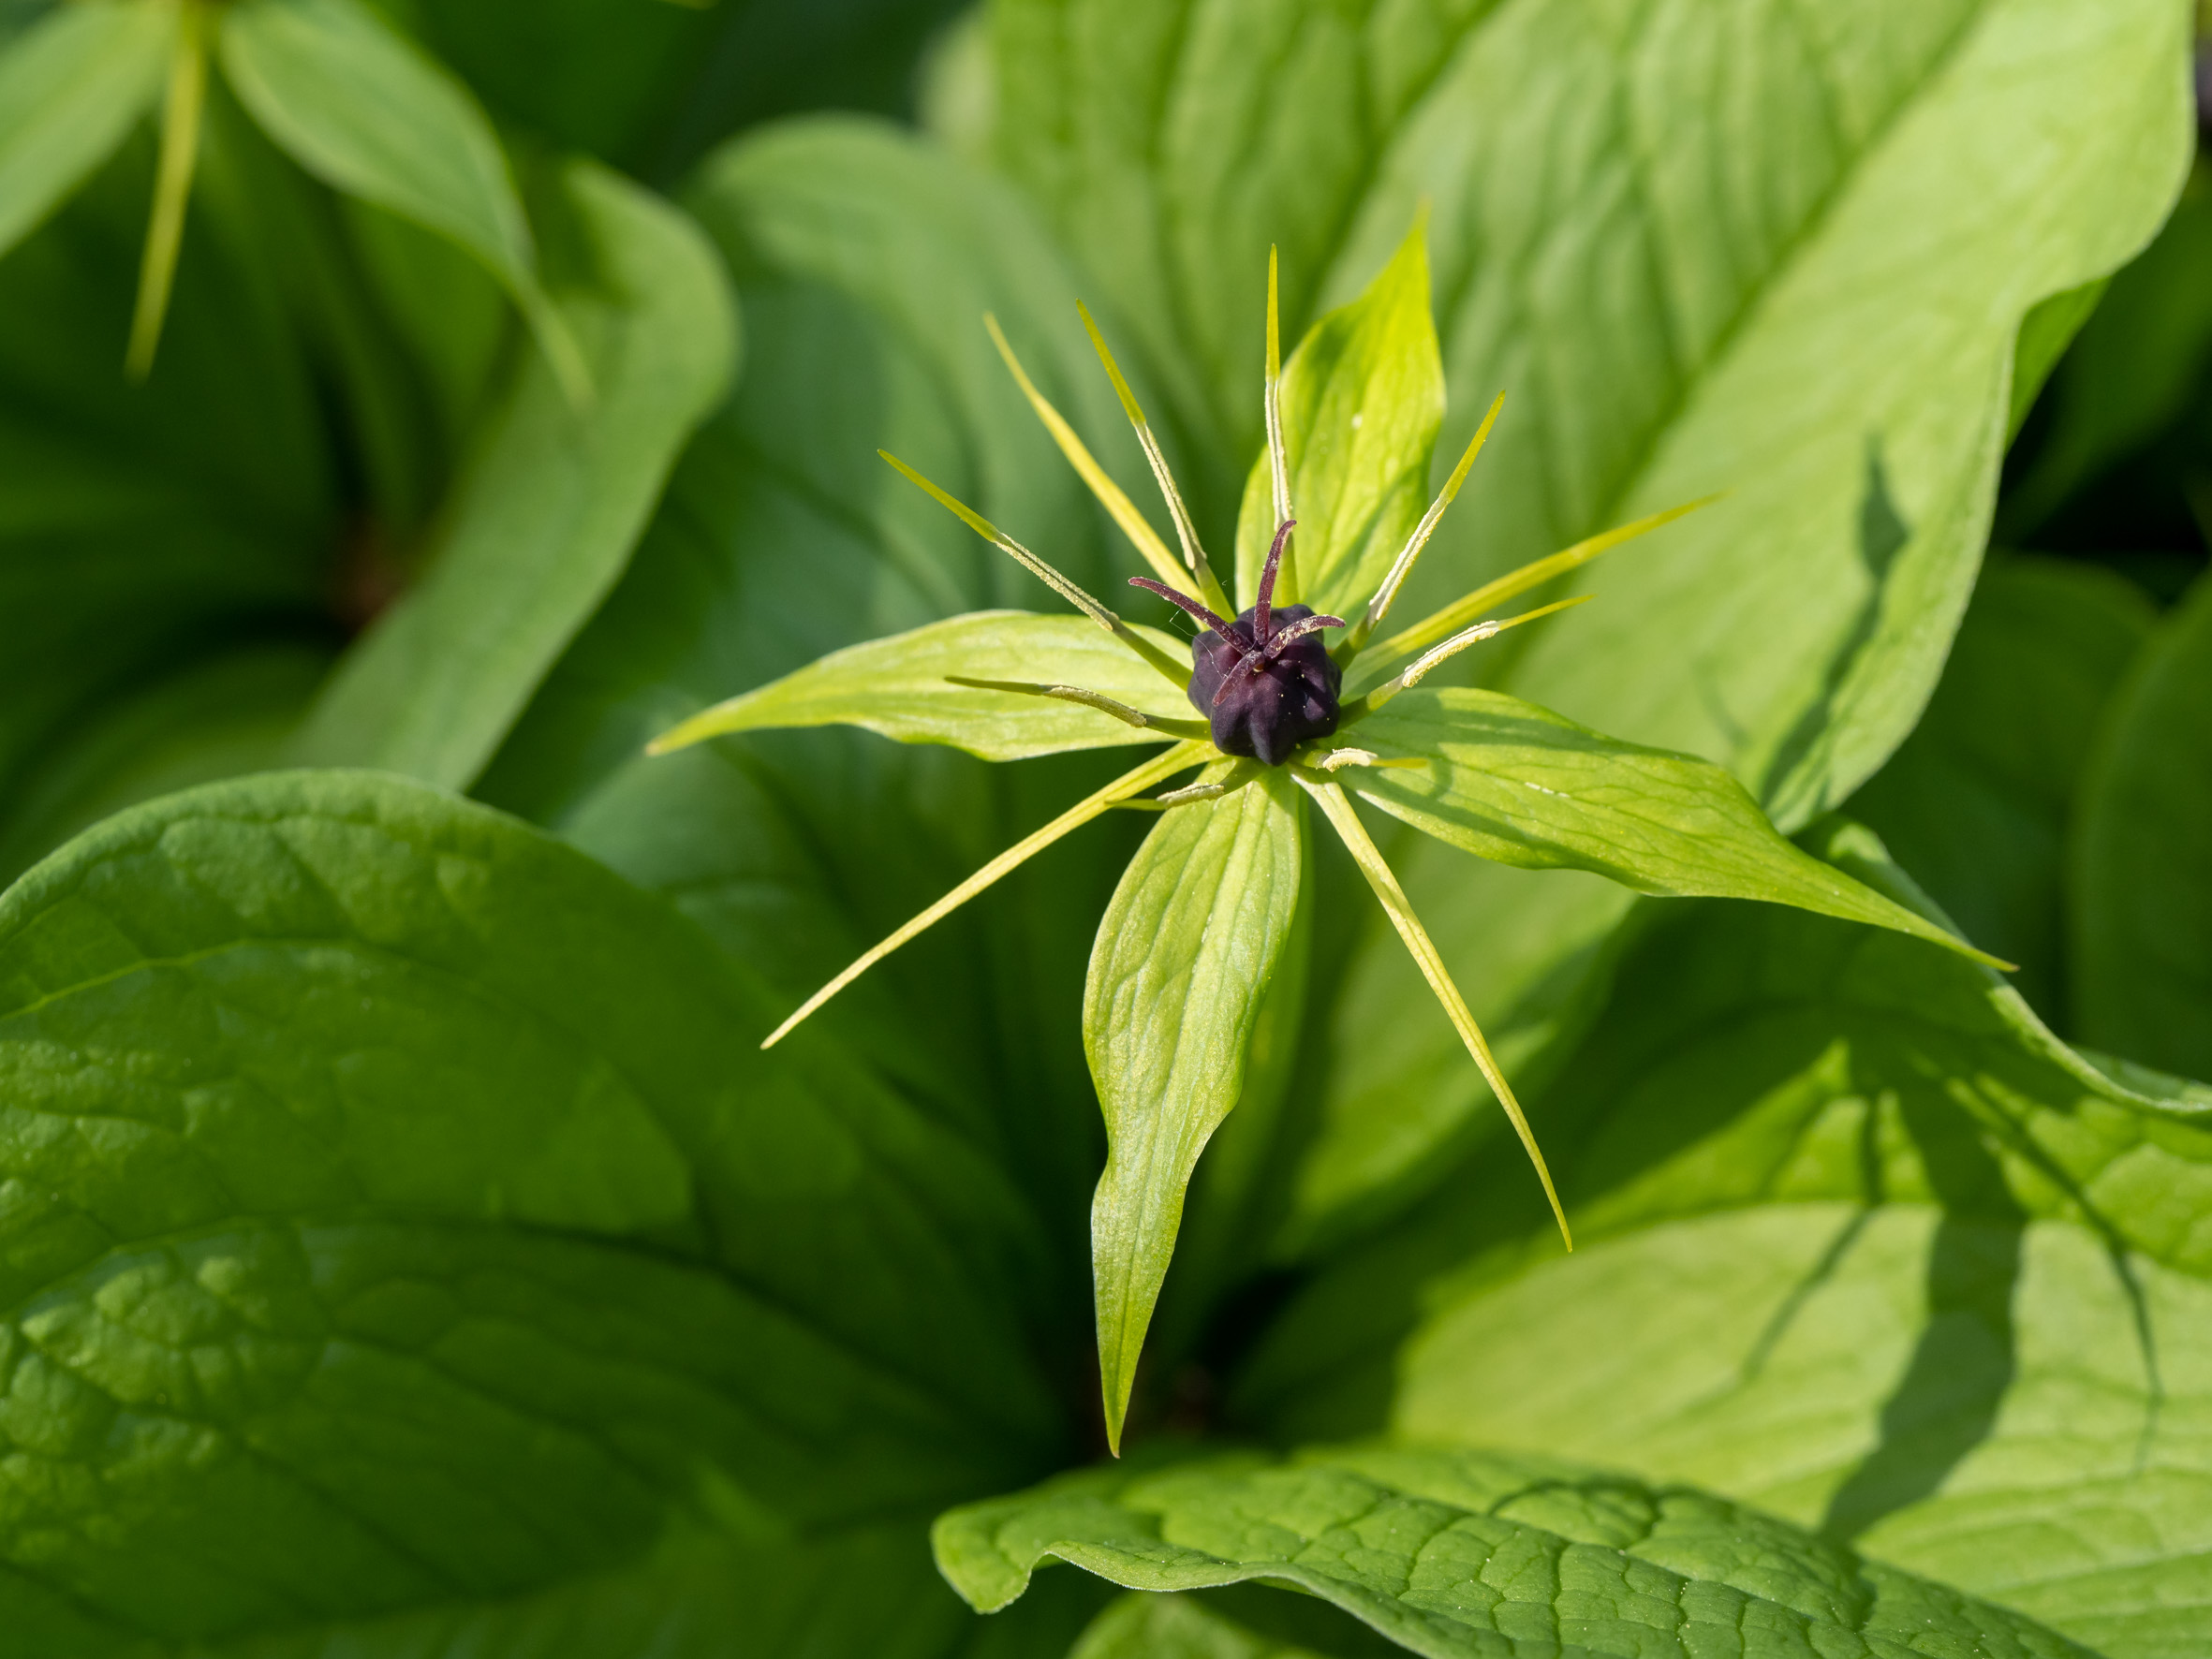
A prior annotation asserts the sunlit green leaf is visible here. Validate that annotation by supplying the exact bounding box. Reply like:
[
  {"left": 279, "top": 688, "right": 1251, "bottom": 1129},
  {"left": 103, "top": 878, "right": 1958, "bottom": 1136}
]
[
  {"left": 218, "top": 0, "right": 588, "bottom": 400},
  {"left": 1086, "top": 767, "right": 1302, "bottom": 1451},
  {"left": 0, "top": 0, "right": 171, "bottom": 263},
  {"left": 1238, "top": 823, "right": 2212, "bottom": 1659},
  {"left": 1231, "top": 225, "right": 1439, "bottom": 618},
  {"left": 651, "top": 611, "right": 1194, "bottom": 762},
  {"left": 0, "top": 769, "right": 1058, "bottom": 1652},
  {"left": 288, "top": 156, "right": 736, "bottom": 789},
  {"left": 935, "top": 1443, "right": 2087, "bottom": 1656},
  {"left": 2072, "top": 570, "right": 2212, "bottom": 1080},
  {"left": 1848, "top": 556, "right": 2155, "bottom": 1022},
  {"left": 1347, "top": 685, "right": 1997, "bottom": 965}
]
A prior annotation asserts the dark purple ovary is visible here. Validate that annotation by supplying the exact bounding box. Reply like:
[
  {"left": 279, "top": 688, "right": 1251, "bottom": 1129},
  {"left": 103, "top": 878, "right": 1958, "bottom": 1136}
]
[{"left": 1188, "top": 604, "right": 1342, "bottom": 766}]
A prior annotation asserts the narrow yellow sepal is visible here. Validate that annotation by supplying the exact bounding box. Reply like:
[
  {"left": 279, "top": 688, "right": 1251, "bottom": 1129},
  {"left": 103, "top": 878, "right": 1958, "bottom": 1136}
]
[
  {"left": 1299, "top": 776, "right": 1572, "bottom": 1251},
  {"left": 1352, "top": 391, "right": 1507, "bottom": 646},
  {"left": 877, "top": 449, "right": 1191, "bottom": 687},
  {"left": 1262, "top": 245, "right": 1294, "bottom": 595},
  {"left": 984, "top": 313, "right": 1192, "bottom": 596},
  {"left": 760, "top": 742, "right": 1210, "bottom": 1048},
  {"left": 1351, "top": 494, "right": 1721, "bottom": 693},
  {"left": 125, "top": 0, "right": 209, "bottom": 380},
  {"left": 1074, "top": 302, "right": 1231, "bottom": 614}
]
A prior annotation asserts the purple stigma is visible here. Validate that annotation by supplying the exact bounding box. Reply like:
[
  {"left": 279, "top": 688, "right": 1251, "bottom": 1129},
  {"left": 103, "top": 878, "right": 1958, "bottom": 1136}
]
[
  {"left": 1253, "top": 518, "right": 1295, "bottom": 646},
  {"left": 1128, "top": 577, "right": 1233, "bottom": 638}
]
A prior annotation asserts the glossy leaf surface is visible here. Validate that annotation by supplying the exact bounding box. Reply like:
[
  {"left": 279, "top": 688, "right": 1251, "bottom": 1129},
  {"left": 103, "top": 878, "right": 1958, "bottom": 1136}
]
[
  {"left": 1239, "top": 825, "right": 2212, "bottom": 1659},
  {"left": 1086, "top": 768, "right": 1302, "bottom": 1448},
  {"left": 936, "top": 1443, "right": 2085, "bottom": 1656}
]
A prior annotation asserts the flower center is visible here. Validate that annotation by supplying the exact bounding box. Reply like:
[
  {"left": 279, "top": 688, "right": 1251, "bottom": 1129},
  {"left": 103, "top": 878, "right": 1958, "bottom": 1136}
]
[{"left": 1187, "top": 603, "right": 1343, "bottom": 765}]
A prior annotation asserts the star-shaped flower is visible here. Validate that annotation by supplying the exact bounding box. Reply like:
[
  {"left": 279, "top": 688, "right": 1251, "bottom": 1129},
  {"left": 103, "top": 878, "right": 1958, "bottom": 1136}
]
[{"left": 650, "top": 228, "right": 2002, "bottom": 1450}]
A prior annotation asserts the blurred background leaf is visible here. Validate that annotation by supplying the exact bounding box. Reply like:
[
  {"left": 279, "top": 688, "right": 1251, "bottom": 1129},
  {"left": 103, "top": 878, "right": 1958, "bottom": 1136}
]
[
  {"left": 2071, "top": 570, "right": 2212, "bottom": 1080},
  {"left": 378, "top": 0, "right": 971, "bottom": 182},
  {"left": 1845, "top": 555, "right": 2157, "bottom": 1024}
]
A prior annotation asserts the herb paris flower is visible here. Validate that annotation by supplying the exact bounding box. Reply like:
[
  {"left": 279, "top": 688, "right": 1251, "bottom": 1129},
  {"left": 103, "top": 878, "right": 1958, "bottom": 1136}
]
[{"left": 649, "top": 228, "right": 2008, "bottom": 1451}]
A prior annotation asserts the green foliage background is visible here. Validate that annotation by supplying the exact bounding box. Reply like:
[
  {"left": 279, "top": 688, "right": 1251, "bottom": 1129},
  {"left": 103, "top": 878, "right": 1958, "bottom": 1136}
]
[{"left": 0, "top": 1, "right": 2207, "bottom": 1655}]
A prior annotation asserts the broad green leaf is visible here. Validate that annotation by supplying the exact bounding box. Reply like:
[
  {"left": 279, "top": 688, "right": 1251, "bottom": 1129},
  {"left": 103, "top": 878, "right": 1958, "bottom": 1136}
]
[
  {"left": 935, "top": 1443, "right": 2087, "bottom": 1656},
  {"left": 2002, "top": 163, "right": 2212, "bottom": 536},
  {"left": 218, "top": 0, "right": 586, "bottom": 400},
  {"left": 1347, "top": 685, "right": 1992, "bottom": 964},
  {"left": 1137, "top": 860, "right": 1316, "bottom": 1376},
  {"left": 0, "top": 769, "right": 1062, "bottom": 1651},
  {"left": 0, "top": 0, "right": 172, "bottom": 262},
  {"left": 1237, "top": 823, "right": 2212, "bottom": 1659},
  {"left": 1848, "top": 557, "right": 2155, "bottom": 1023},
  {"left": 2072, "top": 571, "right": 2212, "bottom": 1080},
  {"left": 1231, "top": 226, "right": 1440, "bottom": 619},
  {"left": 288, "top": 157, "right": 737, "bottom": 789},
  {"left": 652, "top": 611, "right": 1195, "bottom": 762},
  {"left": 479, "top": 119, "right": 1185, "bottom": 1261},
  {"left": 1086, "top": 767, "right": 1302, "bottom": 1450}
]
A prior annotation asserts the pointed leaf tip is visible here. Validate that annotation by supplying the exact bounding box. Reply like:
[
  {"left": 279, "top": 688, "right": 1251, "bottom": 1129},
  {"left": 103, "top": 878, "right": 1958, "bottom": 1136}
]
[{"left": 1087, "top": 768, "right": 1304, "bottom": 1452}]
